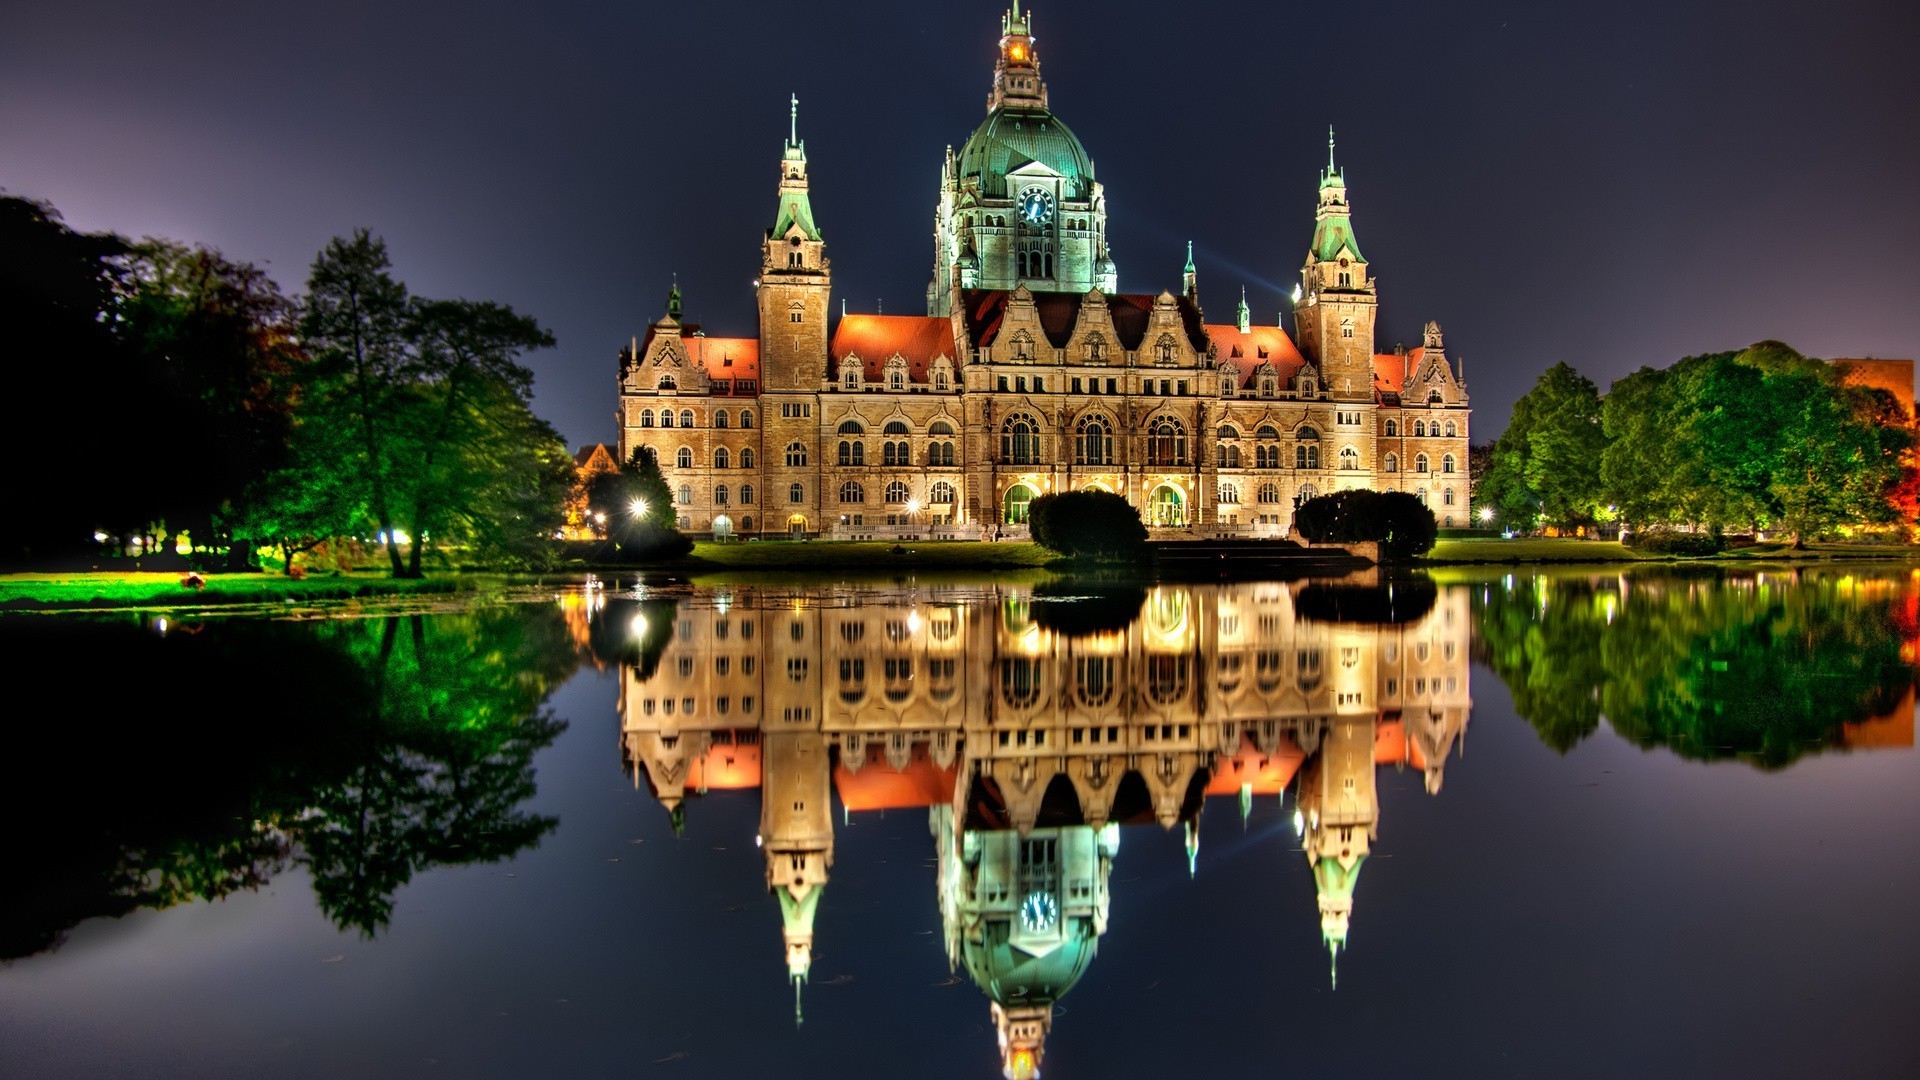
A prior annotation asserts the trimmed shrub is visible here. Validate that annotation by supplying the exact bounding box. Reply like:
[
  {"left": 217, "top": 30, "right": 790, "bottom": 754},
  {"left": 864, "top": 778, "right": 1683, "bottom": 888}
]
[
  {"left": 1027, "top": 491, "right": 1148, "bottom": 559},
  {"left": 615, "top": 523, "right": 694, "bottom": 562},
  {"left": 1292, "top": 490, "right": 1438, "bottom": 559},
  {"left": 1623, "top": 529, "right": 1724, "bottom": 556}
]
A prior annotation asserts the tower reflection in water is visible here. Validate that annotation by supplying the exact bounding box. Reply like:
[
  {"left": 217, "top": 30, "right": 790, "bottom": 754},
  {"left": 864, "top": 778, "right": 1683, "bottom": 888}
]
[{"left": 618, "top": 578, "right": 1469, "bottom": 1079}]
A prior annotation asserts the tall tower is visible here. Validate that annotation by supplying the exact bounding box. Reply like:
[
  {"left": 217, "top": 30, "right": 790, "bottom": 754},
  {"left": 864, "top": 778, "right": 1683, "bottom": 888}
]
[
  {"left": 758, "top": 96, "right": 828, "bottom": 534},
  {"left": 1292, "top": 128, "right": 1377, "bottom": 402},
  {"left": 927, "top": 2, "right": 1115, "bottom": 314}
]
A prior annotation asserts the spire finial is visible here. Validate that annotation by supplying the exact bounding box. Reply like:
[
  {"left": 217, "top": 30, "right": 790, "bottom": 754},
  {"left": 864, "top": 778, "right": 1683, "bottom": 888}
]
[
  {"left": 1184, "top": 239, "right": 1195, "bottom": 273},
  {"left": 1328, "top": 125, "right": 1337, "bottom": 173},
  {"left": 789, "top": 93, "right": 798, "bottom": 146}
]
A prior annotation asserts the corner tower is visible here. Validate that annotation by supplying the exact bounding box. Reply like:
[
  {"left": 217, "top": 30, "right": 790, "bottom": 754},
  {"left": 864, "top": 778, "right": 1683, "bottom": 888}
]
[
  {"left": 928, "top": 2, "right": 1117, "bottom": 315},
  {"left": 758, "top": 95, "right": 830, "bottom": 393},
  {"left": 1292, "top": 128, "right": 1377, "bottom": 402}
]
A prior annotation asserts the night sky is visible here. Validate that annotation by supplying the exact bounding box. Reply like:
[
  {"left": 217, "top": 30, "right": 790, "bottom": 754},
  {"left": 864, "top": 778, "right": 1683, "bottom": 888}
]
[{"left": 5, "top": 0, "right": 1917, "bottom": 447}]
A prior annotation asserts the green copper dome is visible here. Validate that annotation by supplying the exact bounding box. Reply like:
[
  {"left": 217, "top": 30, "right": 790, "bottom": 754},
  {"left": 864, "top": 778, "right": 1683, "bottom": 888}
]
[
  {"left": 958, "top": 107, "right": 1095, "bottom": 200},
  {"left": 960, "top": 918, "right": 1098, "bottom": 1007}
]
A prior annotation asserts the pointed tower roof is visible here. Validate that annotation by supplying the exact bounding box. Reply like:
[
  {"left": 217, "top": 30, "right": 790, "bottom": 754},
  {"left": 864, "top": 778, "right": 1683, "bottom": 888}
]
[
  {"left": 1310, "top": 125, "right": 1365, "bottom": 264},
  {"left": 771, "top": 94, "right": 822, "bottom": 241},
  {"left": 1234, "top": 286, "right": 1250, "bottom": 333}
]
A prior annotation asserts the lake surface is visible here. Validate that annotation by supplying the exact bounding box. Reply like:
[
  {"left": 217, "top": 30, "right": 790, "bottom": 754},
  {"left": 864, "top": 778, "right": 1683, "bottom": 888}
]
[{"left": 4, "top": 567, "right": 1919, "bottom": 1079}]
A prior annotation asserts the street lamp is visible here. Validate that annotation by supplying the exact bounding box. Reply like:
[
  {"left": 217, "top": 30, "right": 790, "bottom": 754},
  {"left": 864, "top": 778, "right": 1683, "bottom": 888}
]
[
  {"left": 1478, "top": 506, "right": 1495, "bottom": 524},
  {"left": 630, "top": 499, "right": 648, "bottom": 519}
]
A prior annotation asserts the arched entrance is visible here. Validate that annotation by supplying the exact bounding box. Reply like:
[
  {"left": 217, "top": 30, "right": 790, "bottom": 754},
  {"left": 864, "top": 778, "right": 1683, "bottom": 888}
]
[
  {"left": 1147, "top": 484, "right": 1185, "bottom": 527},
  {"left": 1004, "top": 483, "right": 1038, "bottom": 525},
  {"left": 787, "top": 514, "right": 808, "bottom": 538},
  {"left": 712, "top": 515, "right": 733, "bottom": 540}
]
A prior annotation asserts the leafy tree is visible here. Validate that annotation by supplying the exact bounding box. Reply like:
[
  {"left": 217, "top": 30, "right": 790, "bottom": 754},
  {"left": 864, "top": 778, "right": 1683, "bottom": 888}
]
[
  {"left": 300, "top": 230, "right": 415, "bottom": 575},
  {"left": 1292, "top": 490, "right": 1437, "bottom": 558},
  {"left": 584, "top": 448, "right": 690, "bottom": 560},
  {"left": 1026, "top": 490, "right": 1148, "bottom": 559},
  {"left": 1484, "top": 362, "right": 1606, "bottom": 530}
]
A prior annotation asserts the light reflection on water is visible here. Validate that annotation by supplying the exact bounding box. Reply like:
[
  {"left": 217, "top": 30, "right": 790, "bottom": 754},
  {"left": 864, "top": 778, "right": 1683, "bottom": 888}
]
[{"left": 2, "top": 566, "right": 1917, "bottom": 1078}]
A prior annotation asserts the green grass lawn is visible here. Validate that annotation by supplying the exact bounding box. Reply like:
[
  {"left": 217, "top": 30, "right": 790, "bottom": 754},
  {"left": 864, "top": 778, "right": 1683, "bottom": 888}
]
[
  {"left": 684, "top": 539, "right": 1052, "bottom": 572},
  {"left": 1422, "top": 538, "right": 1651, "bottom": 563},
  {"left": 0, "top": 571, "right": 478, "bottom": 611}
]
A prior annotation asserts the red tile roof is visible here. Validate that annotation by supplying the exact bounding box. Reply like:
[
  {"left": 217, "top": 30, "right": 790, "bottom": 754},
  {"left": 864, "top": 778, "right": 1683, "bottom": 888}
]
[
  {"left": 684, "top": 335, "right": 760, "bottom": 392},
  {"left": 1371, "top": 347, "right": 1423, "bottom": 397},
  {"left": 1204, "top": 324, "right": 1309, "bottom": 388},
  {"left": 829, "top": 314, "right": 957, "bottom": 382},
  {"left": 958, "top": 289, "right": 1210, "bottom": 353}
]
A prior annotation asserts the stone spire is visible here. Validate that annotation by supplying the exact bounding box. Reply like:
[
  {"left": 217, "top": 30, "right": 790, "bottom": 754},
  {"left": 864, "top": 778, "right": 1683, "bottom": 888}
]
[
  {"left": 989, "top": 1, "right": 1048, "bottom": 111},
  {"left": 770, "top": 95, "right": 820, "bottom": 242},
  {"left": 1182, "top": 240, "right": 1197, "bottom": 299},
  {"left": 1235, "top": 285, "right": 1250, "bottom": 333}
]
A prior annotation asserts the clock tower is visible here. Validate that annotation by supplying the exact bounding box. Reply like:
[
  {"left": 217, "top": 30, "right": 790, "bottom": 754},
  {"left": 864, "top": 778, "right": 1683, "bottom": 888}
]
[
  {"left": 758, "top": 96, "right": 828, "bottom": 534},
  {"left": 1292, "top": 128, "right": 1377, "bottom": 403}
]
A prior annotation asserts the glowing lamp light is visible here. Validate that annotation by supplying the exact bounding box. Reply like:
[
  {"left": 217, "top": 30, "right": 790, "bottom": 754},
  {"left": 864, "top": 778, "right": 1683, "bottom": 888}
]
[
  {"left": 1005, "top": 1048, "right": 1038, "bottom": 1080},
  {"left": 1290, "top": 285, "right": 1303, "bottom": 304},
  {"left": 905, "top": 499, "right": 921, "bottom": 514},
  {"left": 630, "top": 499, "right": 649, "bottom": 519},
  {"left": 1478, "top": 506, "right": 1495, "bottom": 523},
  {"left": 629, "top": 613, "right": 649, "bottom": 640}
]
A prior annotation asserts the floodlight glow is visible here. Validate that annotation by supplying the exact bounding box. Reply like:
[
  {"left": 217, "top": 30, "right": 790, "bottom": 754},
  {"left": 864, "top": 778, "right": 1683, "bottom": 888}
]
[
  {"left": 631, "top": 499, "right": 648, "bottom": 518},
  {"left": 1478, "top": 506, "right": 1495, "bottom": 523}
]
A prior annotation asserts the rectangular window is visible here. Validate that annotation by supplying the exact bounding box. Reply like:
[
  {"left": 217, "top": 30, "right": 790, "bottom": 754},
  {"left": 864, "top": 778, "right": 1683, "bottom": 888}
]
[
  {"left": 998, "top": 376, "right": 1009, "bottom": 392},
  {"left": 1143, "top": 381, "right": 1155, "bottom": 395},
  {"left": 1033, "top": 376, "right": 1044, "bottom": 393},
  {"left": 1106, "top": 378, "right": 1117, "bottom": 395},
  {"left": 1016, "top": 376, "right": 1027, "bottom": 392},
  {"left": 1161, "top": 379, "right": 1171, "bottom": 395},
  {"left": 1177, "top": 380, "right": 1188, "bottom": 396},
  {"left": 1072, "top": 377, "right": 1083, "bottom": 394}
]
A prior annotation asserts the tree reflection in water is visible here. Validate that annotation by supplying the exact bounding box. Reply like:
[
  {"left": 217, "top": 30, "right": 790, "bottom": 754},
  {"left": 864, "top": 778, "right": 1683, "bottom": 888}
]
[
  {"left": 0, "top": 607, "right": 577, "bottom": 959},
  {"left": 1472, "top": 568, "right": 1920, "bottom": 767}
]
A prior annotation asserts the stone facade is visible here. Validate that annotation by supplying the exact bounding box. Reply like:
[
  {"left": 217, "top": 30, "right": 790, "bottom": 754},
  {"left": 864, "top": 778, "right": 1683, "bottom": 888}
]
[{"left": 617, "top": 5, "right": 1472, "bottom": 540}]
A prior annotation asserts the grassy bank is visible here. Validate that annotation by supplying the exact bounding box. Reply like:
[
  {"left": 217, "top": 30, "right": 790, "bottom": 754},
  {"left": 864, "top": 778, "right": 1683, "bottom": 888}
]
[
  {"left": 681, "top": 539, "right": 1053, "bottom": 572},
  {"left": 1422, "top": 536, "right": 1920, "bottom": 565},
  {"left": 0, "top": 572, "right": 484, "bottom": 612}
]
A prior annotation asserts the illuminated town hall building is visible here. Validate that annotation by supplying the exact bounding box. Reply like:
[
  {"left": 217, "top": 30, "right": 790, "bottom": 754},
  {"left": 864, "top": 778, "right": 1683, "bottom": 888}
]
[
  {"left": 614, "top": 578, "right": 1473, "bottom": 1078},
  {"left": 616, "top": 3, "right": 1472, "bottom": 540}
]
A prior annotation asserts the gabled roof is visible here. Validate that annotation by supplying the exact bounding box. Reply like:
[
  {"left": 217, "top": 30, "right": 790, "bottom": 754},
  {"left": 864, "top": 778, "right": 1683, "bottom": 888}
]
[
  {"left": 1205, "top": 324, "right": 1309, "bottom": 387},
  {"left": 1371, "top": 347, "right": 1423, "bottom": 397},
  {"left": 958, "top": 289, "right": 1208, "bottom": 353},
  {"left": 573, "top": 443, "right": 617, "bottom": 471},
  {"left": 684, "top": 335, "right": 760, "bottom": 386},
  {"left": 829, "top": 314, "right": 956, "bottom": 382}
]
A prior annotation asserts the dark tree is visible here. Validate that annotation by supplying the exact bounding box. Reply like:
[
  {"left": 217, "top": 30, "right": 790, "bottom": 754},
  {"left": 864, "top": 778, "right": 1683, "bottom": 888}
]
[{"left": 1026, "top": 490, "right": 1148, "bottom": 559}]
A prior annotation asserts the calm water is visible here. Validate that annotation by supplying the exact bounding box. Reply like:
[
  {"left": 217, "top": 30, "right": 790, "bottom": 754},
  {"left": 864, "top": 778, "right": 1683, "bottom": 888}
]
[{"left": 4, "top": 568, "right": 1919, "bottom": 1079}]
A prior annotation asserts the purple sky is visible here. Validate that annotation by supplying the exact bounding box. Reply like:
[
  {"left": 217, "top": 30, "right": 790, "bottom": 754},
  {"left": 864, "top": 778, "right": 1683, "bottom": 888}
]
[{"left": 5, "top": 0, "right": 1917, "bottom": 447}]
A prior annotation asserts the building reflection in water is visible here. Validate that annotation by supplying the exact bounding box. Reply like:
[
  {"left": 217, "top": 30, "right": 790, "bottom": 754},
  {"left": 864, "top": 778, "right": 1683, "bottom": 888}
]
[{"left": 618, "top": 578, "right": 1470, "bottom": 1078}]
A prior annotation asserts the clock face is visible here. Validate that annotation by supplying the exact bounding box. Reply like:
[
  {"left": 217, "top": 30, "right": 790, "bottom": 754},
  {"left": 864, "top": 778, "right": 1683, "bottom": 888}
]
[
  {"left": 1018, "top": 890, "right": 1059, "bottom": 933},
  {"left": 1018, "top": 188, "right": 1055, "bottom": 227}
]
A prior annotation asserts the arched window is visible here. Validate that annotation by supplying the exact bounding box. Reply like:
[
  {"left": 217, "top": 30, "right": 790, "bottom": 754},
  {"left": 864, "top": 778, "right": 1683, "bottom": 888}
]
[
  {"left": 786, "top": 442, "right": 807, "bottom": 467},
  {"left": 714, "top": 410, "right": 729, "bottom": 429},
  {"left": 1154, "top": 333, "right": 1177, "bottom": 365},
  {"left": 639, "top": 409, "right": 654, "bottom": 428},
  {"left": 883, "top": 441, "right": 910, "bottom": 466},
  {"left": 1258, "top": 482, "right": 1280, "bottom": 504},
  {"left": 1298, "top": 483, "right": 1319, "bottom": 502},
  {"left": 1296, "top": 444, "right": 1319, "bottom": 469},
  {"left": 1075, "top": 415, "right": 1111, "bottom": 465},
  {"left": 680, "top": 409, "right": 694, "bottom": 428},
  {"left": 659, "top": 410, "right": 674, "bottom": 428},
  {"left": 1221, "top": 374, "right": 1236, "bottom": 395},
  {"left": 888, "top": 369, "right": 906, "bottom": 391},
  {"left": 1297, "top": 425, "right": 1319, "bottom": 441},
  {"left": 1257, "top": 425, "right": 1279, "bottom": 440},
  {"left": 931, "top": 441, "right": 955, "bottom": 466},
  {"left": 741, "top": 448, "right": 755, "bottom": 469},
  {"left": 714, "top": 484, "right": 729, "bottom": 505},
  {"left": 1414, "top": 420, "right": 1427, "bottom": 437},
  {"left": 1445, "top": 421, "right": 1457, "bottom": 437},
  {"left": 1339, "top": 446, "right": 1360, "bottom": 470},
  {"left": 930, "top": 481, "right": 956, "bottom": 503},
  {"left": 929, "top": 420, "right": 955, "bottom": 436},
  {"left": 883, "top": 420, "right": 909, "bottom": 436},
  {"left": 658, "top": 375, "right": 676, "bottom": 391},
  {"left": 885, "top": 481, "right": 910, "bottom": 504},
  {"left": 837, "top": 420, "right": 865, "bottom": 435},
  {"left": 1256, "top": 445, "right": 1278, "bottom": 469},
  {"left": 789, "top": 483, "right": 804, "bottom": 503},
  {"left": 740, "top": 410, "right": 754, "bottom": 429},
  {"left": 1383, "top": 452, "right": 1399, "bottom": 473},
  {"left": 1219, "top": 482, "right": 1241, "bottom": 504},
  {"left": 676, "top": 447, "right": 693, "bottom": 469},
  {"left": 1384, "top": 419, "right": 1397, "bottom": 436},
  {"left": 839, "top": 481, "right": 865, "bottom": 504},
  {"left": 1002, "top": 414, "right": 1040, "bottom": 465},
  {"left": 1416, "top": 453, "right": 1430, "bottom": 473},
  {"left": 713, "top": 447, "right": 729, "bottom": 469},
  {"left": 1416, "top": 488, "right": 1429, "bottom": 506},
  {"left": 837, "top": 441, "right": 865, "bottom": 466},
  {"left": 933, "top": 366, "right": 951, "bottom": 391},
  {"left": 1218, "top": 425, "right": 1240, "bottom": 440},
  {"left": 1442, "top": 453, "right": 1456, "bottom": 473},
  {"left": 1443, "top": 487, "right": 1456, "bottom": 506},
  {"left": 1217, "top": 444, "right": 1241, "bottom": 468},
  {"left": 677, "top": 484, "right": 692, "bottom": 505},
  {"left": 740, "top": 484, "right": 755, "bottom": 505},
  {"left": 843, "top": 366, "right": 860, "bottom": 391},
  {"left": 1148, "top": 418, "right": 1187, "bottom": 466}
]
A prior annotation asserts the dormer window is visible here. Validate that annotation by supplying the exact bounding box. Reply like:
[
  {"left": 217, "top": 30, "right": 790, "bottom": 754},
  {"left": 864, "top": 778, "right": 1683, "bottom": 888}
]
[{"left": 658, "top": 375, "right": 676, "bottom": 391}]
